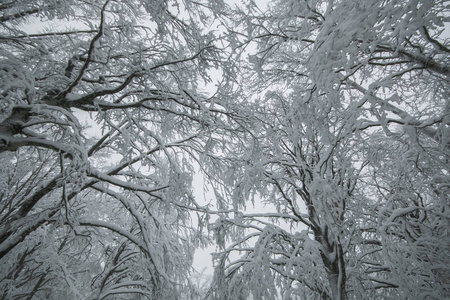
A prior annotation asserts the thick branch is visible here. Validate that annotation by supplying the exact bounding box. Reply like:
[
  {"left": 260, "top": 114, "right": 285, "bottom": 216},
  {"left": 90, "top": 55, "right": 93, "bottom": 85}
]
[
  {"left": 0, "top": 209, "right": 57, "bottom": 260},
  {"left": 0, "top": 135, "right": 79, "bottom": 155},
  {"left": 377, "top": 44, "right": 450, "bottom": 77},
  {"left": 0, "top": 7, "right": 40, "bottom": 23},
  {"left": 347, "top": 80, "right": 447, "bottom": 147}
]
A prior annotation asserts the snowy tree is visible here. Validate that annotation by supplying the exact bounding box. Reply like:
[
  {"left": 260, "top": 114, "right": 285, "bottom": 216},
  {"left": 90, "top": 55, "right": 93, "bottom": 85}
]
[
  {"left": 0, "top": 0, "right": 237, "bottom": 299},
  {"left": 1, "top": 0, "right": 449, "bottom": 299},
  {"left": 207, "top": 0, "right": 450, "bottom": 299}
]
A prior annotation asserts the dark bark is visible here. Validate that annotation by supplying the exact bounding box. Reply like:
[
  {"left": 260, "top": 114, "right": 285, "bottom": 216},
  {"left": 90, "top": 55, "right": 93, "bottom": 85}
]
[
  {"left": 0, "top": 106, "right": 32, "bottom": 151},
  {"left": 0, "top": 7, "right": 40, "bottom": 23},
  {"left": 0, "top": 106, "right": 30, "bottom": 136},
  {"left": 313, "top": 225, "right": 347, "bottom": 300},
  {"left": 321, "top": 240, "right": 347, "bottom": 300}
]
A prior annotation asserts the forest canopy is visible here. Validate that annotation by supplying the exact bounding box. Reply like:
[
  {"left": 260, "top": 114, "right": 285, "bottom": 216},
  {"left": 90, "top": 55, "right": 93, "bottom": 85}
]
[{"left": 0, "top": 0, "right": 449, "bottom": 299}]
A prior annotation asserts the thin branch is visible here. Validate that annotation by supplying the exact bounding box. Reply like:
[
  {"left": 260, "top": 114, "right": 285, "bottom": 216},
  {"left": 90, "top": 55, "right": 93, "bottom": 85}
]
[
  {"left": 63, "top": 0, "right": 110, "bottom": 96},
  {"left": 421, "top": 26, "right": 450, "bottom": 54}
]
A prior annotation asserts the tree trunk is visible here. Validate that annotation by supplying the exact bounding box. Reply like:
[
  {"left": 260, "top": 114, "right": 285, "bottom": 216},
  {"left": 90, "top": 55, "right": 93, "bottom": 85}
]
[{"left": 316, "top": 227, "right": 347, "bottom": 300}]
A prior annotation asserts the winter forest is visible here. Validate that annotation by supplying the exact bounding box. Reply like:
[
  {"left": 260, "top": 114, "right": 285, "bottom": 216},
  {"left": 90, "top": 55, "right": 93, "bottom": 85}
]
[{"left": 0, "top": 0, "right": 449, "bottom": 299}]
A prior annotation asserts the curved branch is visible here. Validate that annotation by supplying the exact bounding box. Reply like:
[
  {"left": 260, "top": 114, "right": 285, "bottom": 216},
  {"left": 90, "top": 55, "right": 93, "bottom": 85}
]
[
  {"left": 63, "top": 0, "right": 110, "bottom": 96},
  {"left": 79, "top": 219, "right": 145, "bottom": 250},
  {"left": 420, "top": 26, "right": 450, "bottom": 54},
  {"left": 0, "top": 135, "right": 80, "bottom": 156}
]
